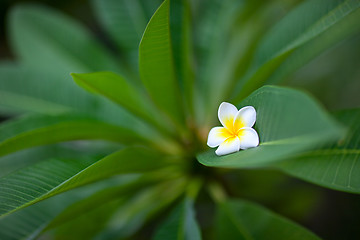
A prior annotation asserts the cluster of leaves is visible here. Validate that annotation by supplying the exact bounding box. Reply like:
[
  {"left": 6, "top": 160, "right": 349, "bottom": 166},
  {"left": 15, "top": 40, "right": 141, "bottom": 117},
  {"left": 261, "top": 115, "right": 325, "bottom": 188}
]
[{"left": 0, "top": 0, "right": 359, "bottom": 239}]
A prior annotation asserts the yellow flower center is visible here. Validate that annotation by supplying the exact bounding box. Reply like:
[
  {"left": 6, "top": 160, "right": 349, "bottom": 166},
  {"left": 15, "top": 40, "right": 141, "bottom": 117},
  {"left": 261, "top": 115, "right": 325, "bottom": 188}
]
[{"left": 220, "top": 117, "right": 245, "bottom": 140}]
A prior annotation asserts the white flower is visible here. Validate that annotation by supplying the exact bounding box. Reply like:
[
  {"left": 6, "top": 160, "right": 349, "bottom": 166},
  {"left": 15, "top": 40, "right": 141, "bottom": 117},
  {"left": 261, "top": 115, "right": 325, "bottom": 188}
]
[{"left": 207, "top": 102, "right": 259, "bottom": 156}]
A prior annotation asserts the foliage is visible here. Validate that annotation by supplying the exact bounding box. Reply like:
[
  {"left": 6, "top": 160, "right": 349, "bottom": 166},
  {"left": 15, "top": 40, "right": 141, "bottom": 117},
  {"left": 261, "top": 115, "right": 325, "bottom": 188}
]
[{"left": 0, "top": 0, "right": 359, "bottom": 239}]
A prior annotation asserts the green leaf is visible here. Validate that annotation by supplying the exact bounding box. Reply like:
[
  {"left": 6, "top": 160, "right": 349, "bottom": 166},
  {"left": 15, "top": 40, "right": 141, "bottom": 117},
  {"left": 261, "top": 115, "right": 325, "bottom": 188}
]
[
  {"left": 216, "top": 199, "right": 321, "bottom": 240},
  {"left": 153, "top": 198, "right": 202, "bottom": 240},
  {"left": 273, "top": 109, "right": 360, "bottom": 194},
  {"left": 0, "top": 177, "right": 122, "bottom": 240},
  {"left": 92, "top": 0, "right": 161, "bottom": 70},
  {"left": 0, "top": 146, "right": 168, "bottom": 217},
  {"left": 232, "top": 0, "right": 360, "bottom": 101},
  {"left": 0, "top": 114, "right": 147, "bottom": 158},
  {"left": 191, "top": 1, "right": 285, "bottom": 125},
  {"left": 8, "top": 4, "right": 121, "bottom": 74},
  {"left": 71, "top": 71, "right": 175, "bottom": 135},
  {"left": 139, "top": 0, "right": 184, "bottom": 126},
  {"left": 92, "top": 0, "right": 148, "bottom": 51},
  {"left": 265, "top": 8, "right": 360, "bottom": 86},
  {"left": 41, "top": 176, "right": 142, "bottom": 240},
  {"left": 0, "top": 63, "right": 78, "bottom": 115},
  {"left": 287, "top": 34, "right": 360, "bottom": 110},
  {"left": 0, "top": 144, "right": 108, "bottom": 178},
  {"left": 0, "top": 63, "right": 167, "bottom": 140},
  {"left": 170, "top": 0, "right": 195, "bottom": 116},
  {"left": 52, "top": 197, "right": 125, "bottom": 240},
  {"left": 194, "top": 0, "right": 244, "bottom": 118},
  {"left": 0, "top": 193, "right": 76, "bottom": 240},
  {"left": 197, "top": 86, "right": 343, "bottom": 168},
  {"left": 97, "top": 179, "right": 186, "bottom": 239},
  {"left": 52, "top": 177, "right": 179, "bottom": 240},
  {"left": 46, "top": 175, "right": 153, "bottom": 229}
]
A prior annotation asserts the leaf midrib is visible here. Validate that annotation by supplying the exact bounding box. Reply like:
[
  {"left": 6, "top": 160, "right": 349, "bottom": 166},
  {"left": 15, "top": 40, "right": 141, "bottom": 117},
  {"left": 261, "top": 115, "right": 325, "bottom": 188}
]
[{"left": 298, "top": 149, "right": 360, "bottom": 157}]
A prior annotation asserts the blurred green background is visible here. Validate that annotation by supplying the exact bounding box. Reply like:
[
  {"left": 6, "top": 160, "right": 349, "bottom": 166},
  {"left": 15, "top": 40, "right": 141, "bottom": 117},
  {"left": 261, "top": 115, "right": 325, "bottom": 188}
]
[{"left": 0, "top": 0, "right": 359, "bottom": 239}]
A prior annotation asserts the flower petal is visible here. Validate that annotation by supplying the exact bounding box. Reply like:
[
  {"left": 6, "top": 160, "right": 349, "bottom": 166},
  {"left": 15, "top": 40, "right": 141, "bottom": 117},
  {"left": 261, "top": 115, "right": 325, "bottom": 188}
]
[
  {"left": 218, "top": 102, "right": 238, "bottom": 130},
  {"left": 238, "top": 127, "right": 259, "bottom": 149},
  {"left": 234, "top": 106, "right": 256, "bottom": 129},
  {"left": 207, "top": 127, "right": 232, "bottom": 147},
  {"left": 215, "top": 136, "right": 240, "bottom": 156}
]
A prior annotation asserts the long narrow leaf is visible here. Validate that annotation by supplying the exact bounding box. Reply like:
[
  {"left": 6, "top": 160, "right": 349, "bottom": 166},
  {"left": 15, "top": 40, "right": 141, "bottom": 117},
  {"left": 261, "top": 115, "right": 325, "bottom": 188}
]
[
  {"left": 71, "top": 71, "right": 176, "bottom": 136},
  {"left": 153, "top": 197, "right": 202, "bottom": 240},
  {"left": 92, "top": 0, "right": 148, "bottom": 51},
  {"left": 194, "top": 0, "right": 244, "bottom": 121},
  {"left": 92, "top": 0, "right": 161, "bottom": 71},
  {"left": 0, "top": 177, "right": 127, "bottom": 240},
  {"left": 0, "top": 193, "right": 77, "bottom": 240},
  {"left": 0, "top": 146, "right": 168, "bottom": 217},
  {"left": 51, "top": 197, "right": 125, "bottom": 240},
  {"left": 139, "top": 0, "right": 185, "bottom": 126},
  {"left": 8, "top": 4, "right": 121, "bottom": 74},
  {"left": 46, "top": 175, "right": 154, "bottom": 230},
  {"left": 0, "top": 63, "right": 77, "bottom": 115},
  {"left": 232, "top": 0, "right": 360, "bottom": 101},
  {"left": 96, "top": 179, "right": 186, "bottom": 239},
  {"left": 0, "top": 63, "right": 149, "bottom": 134},
  {"left": 170, "top": 0, "right": 195, "bottom": 116},
  {"left": 0, "top": 145, "right": 110, "bottom": 178},
  {"left": 0, "top": 114, "right": 148, "bottom": 158}
]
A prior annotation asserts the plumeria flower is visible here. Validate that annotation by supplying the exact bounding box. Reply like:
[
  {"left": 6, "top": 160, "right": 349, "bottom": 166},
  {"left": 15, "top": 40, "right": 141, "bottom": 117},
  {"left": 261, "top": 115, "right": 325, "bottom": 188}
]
[{"left": 207, "top": 102, "right": 259, "bottom": 156}]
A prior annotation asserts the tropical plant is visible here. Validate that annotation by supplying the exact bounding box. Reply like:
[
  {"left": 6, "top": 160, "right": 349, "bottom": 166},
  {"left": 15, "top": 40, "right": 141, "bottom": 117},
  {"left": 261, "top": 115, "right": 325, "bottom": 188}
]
[{"left": 0, "top": 0, "right": 359, "bottom": 239}]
